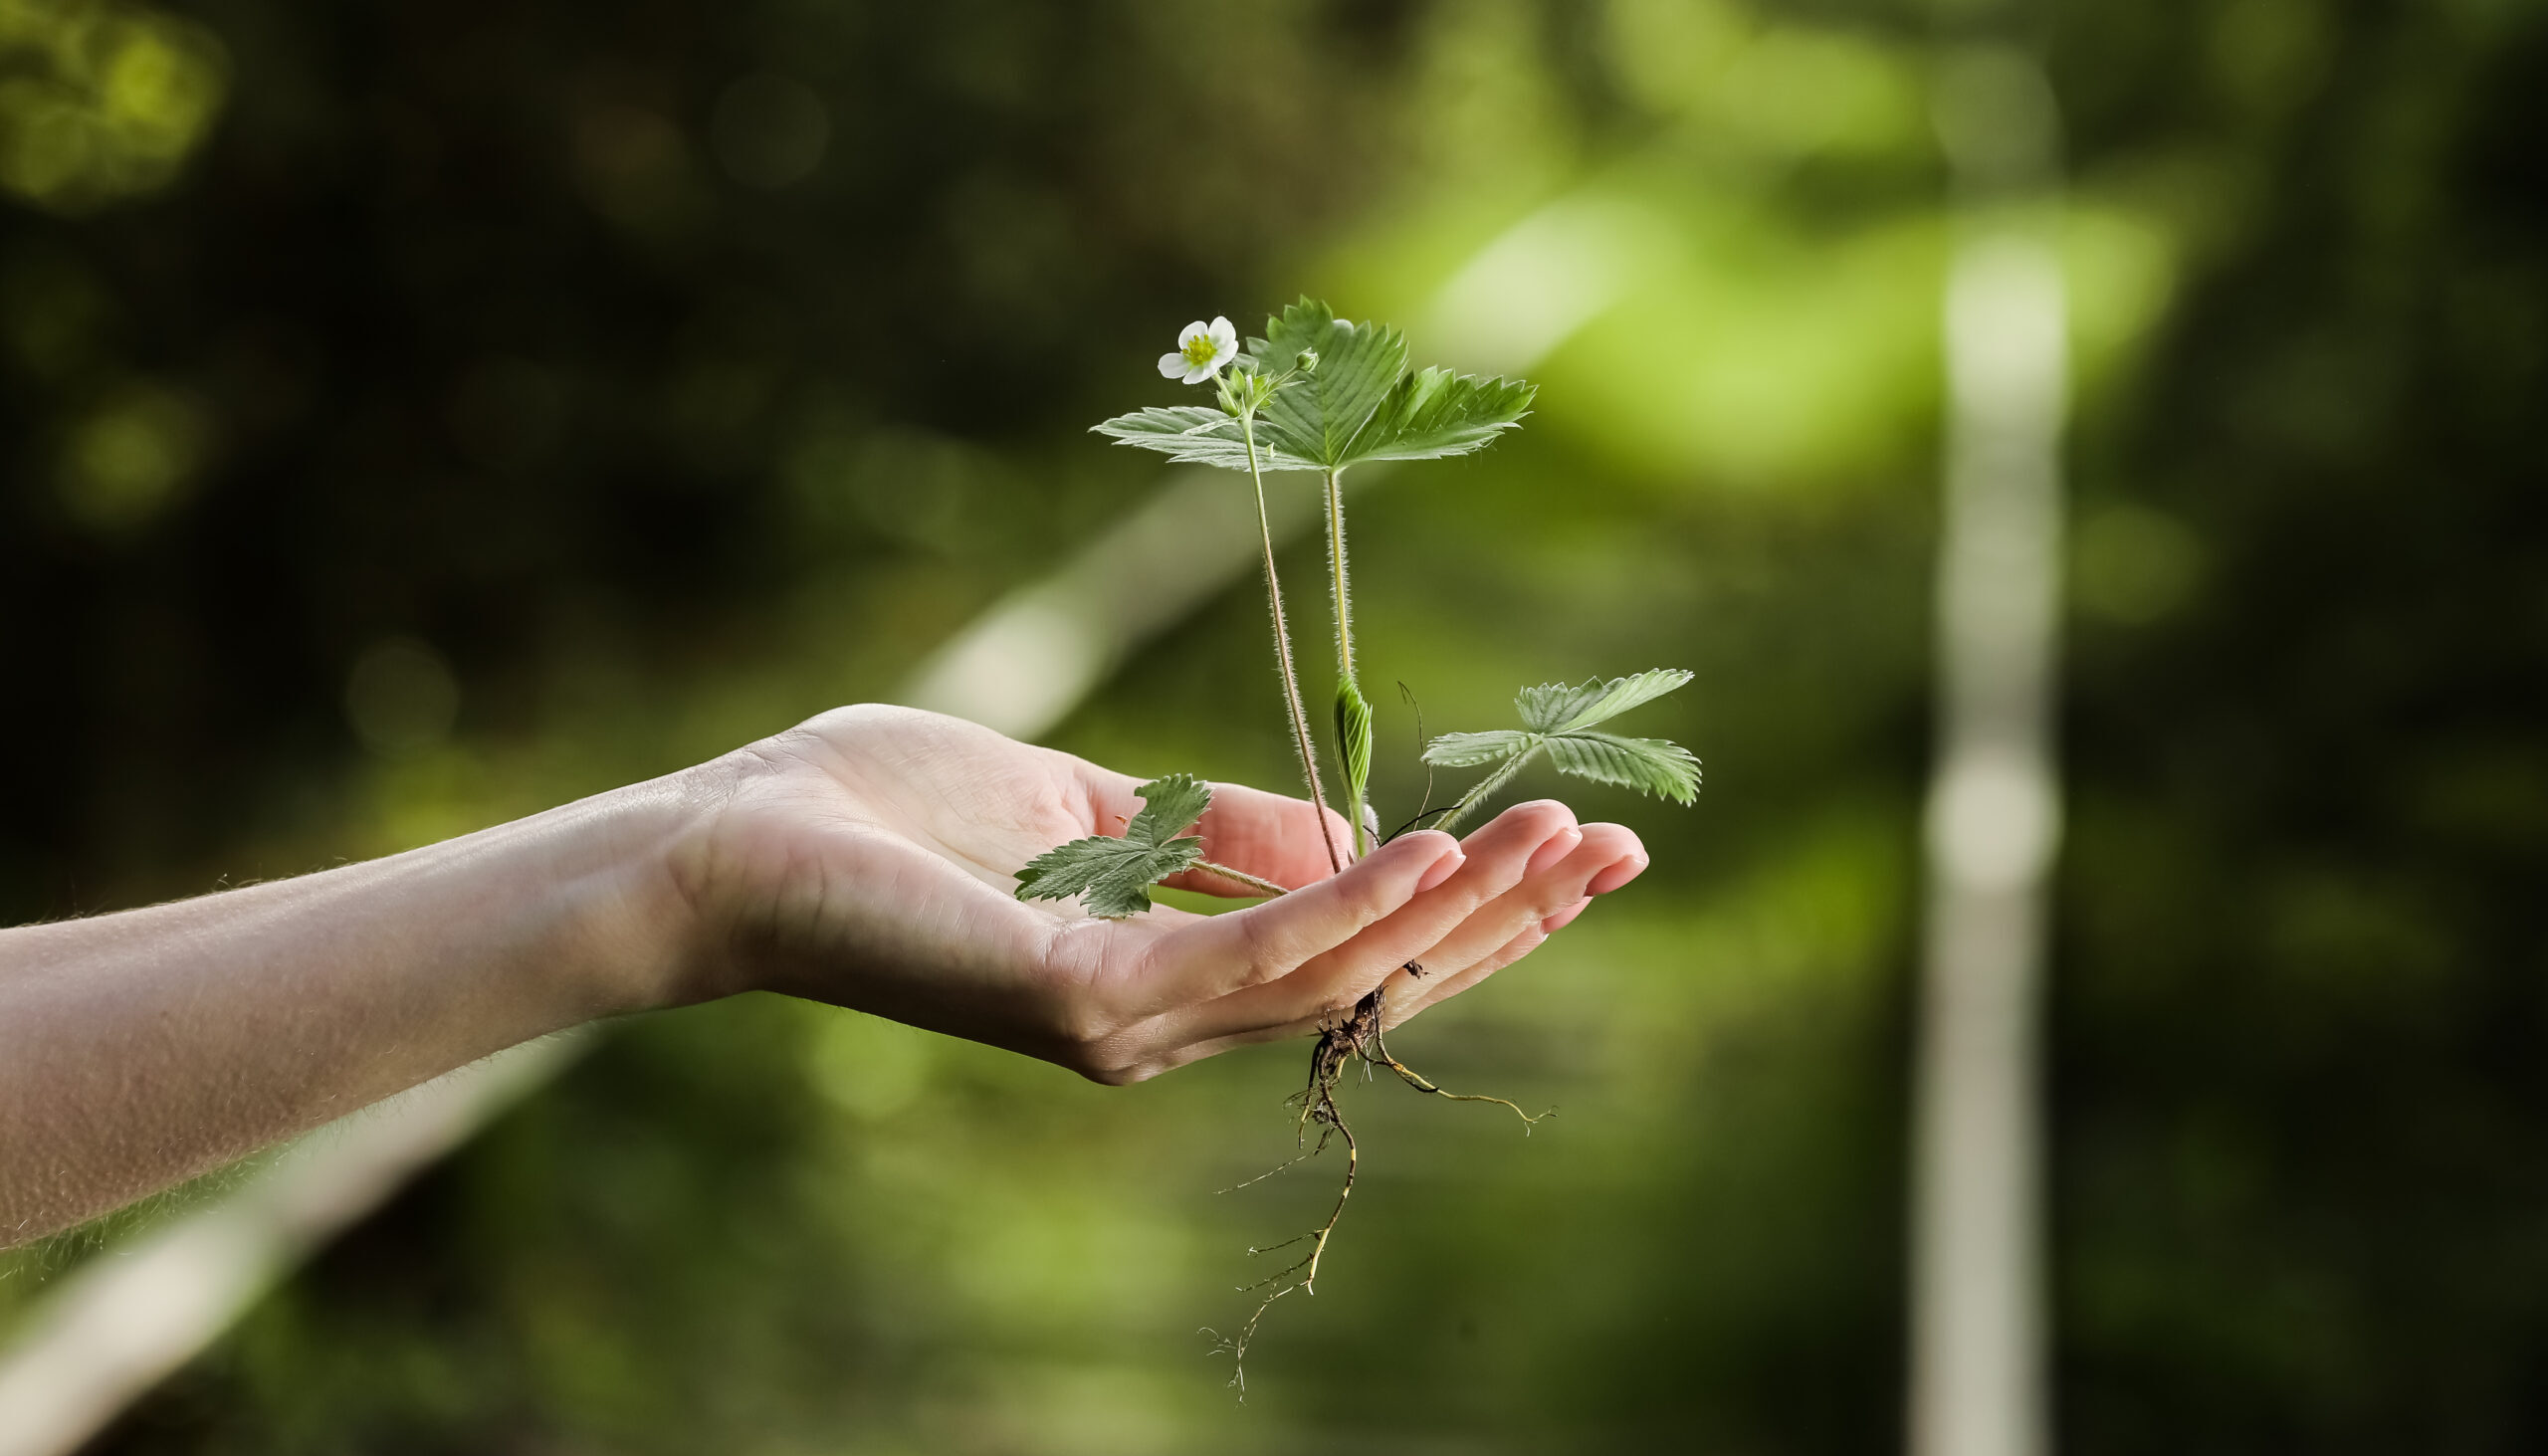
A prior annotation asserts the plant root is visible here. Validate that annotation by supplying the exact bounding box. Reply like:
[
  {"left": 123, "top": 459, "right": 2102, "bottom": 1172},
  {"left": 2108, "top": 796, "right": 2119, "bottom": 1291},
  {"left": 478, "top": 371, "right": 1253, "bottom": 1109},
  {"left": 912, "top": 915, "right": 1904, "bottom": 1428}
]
[{"left": 1204, "top": 976, "right": 1553, "bottom": 1396}]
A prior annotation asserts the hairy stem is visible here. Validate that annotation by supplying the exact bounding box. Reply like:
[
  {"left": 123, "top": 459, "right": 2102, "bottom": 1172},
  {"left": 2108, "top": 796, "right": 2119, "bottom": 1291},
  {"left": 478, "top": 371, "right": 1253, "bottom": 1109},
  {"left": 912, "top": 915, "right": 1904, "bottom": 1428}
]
[
  {"left": 1325, "top": 470, "right": 1355, "bottom": 682},
  {"left": 1192, "top": 860, "right": 1288, "bottom": 899},
  {"left": 1432, "top": 740, "right": 1546, "bottom": 836},
  {"left": 1324, "top": 468, "right": 1368, "bottom": 860},
  {"left": 1242, "top": 417, "right": 1345, "bottom": 876}
]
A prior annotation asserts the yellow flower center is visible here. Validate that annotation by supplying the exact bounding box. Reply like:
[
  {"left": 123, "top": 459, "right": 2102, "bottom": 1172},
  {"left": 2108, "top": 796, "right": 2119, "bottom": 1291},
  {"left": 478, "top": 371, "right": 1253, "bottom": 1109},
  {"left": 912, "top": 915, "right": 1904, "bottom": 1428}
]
[{"left": 1180, "top": 333, "right": 1219, "bottom": 367}]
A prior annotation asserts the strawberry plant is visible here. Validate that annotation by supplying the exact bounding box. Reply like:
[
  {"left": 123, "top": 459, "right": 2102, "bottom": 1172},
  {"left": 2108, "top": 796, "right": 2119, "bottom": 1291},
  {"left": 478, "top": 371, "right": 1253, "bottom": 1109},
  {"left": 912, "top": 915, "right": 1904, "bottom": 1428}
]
[{"left": 1016, "top": 299, "right": 1700, "bottom": 1388}]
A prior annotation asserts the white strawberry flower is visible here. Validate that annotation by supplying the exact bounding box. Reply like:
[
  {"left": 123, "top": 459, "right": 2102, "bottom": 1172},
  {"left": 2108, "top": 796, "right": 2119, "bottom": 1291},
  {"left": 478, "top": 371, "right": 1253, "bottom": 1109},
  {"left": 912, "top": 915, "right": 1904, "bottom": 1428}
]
[{"left": 1158, "top": 315, "right": 1239, "bottom": 383}]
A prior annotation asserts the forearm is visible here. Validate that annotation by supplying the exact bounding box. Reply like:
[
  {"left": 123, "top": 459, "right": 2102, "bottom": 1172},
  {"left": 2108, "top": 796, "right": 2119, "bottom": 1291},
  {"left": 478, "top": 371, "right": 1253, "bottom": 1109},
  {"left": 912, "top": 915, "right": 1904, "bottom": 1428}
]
[
  {"left": 0, "top": 772, "right": 701, "bottom": 1245},
  {"left": 0, "top": 703, "right": 1634, "bottom": 1245}
]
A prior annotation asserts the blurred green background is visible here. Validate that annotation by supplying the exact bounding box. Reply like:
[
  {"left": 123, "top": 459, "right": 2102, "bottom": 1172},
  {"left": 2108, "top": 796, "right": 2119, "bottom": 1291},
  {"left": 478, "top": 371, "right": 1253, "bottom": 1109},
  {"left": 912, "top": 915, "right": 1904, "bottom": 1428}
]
[{"left": 4, "top": 0, "right": 2546, "bottom": 1450}]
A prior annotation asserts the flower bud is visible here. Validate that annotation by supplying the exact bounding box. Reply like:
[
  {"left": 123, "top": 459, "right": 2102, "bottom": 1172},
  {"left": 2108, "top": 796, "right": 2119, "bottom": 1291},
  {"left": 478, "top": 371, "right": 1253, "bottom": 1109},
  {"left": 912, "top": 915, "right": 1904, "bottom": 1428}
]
[
  {"left": 1296, "top": 348, "right": 1320, "bottom": 374},
  {"left": 1334, "top": 677, "right": 1373, "bottom": 847}
]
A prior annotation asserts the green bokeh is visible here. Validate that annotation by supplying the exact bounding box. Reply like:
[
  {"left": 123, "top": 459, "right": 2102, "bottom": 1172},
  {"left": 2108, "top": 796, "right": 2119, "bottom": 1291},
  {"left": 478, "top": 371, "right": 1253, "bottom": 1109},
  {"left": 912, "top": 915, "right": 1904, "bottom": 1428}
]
[{"left": 3, "top": 0, "right": 2546, "bottom": 1451}]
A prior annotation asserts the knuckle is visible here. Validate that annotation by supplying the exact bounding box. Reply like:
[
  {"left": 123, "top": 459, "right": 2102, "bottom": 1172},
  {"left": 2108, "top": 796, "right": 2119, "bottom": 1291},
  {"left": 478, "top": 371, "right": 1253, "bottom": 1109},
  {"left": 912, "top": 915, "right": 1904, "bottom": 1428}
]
[
  {"left": 1231, "top": 908, "right": 1290, "bottom": 983},
  {"left": 1057, "top": 1021, "right": 1158, "bottom": 1085},
  {"left": 1341, "top": 873, "right": 1394, "bottom": 928},
  {"left": 1533, "top": 884, "right": 1584, "bottom": 917},
  {"left": 1509, "top": 799, "right": 1576, "bottom": 835},
  {"left": 1053, "top": 1004, "right": 1115, "bottom": 1053}
]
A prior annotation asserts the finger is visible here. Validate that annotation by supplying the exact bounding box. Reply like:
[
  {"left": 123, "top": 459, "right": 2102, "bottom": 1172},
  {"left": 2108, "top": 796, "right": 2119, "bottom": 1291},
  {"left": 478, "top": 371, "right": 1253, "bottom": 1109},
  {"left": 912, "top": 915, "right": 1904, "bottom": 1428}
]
[
  {"left": 1540, "top": 898, "right": 1593, "bottom": 935},
  {"left": 1382, "top": 826, "right": 1643, "bottom": 1021},
  {"left": 1152, "top": 920, "right": 1548, "bottom": 1074},
  {"left": 1115, "top": 830, "right": 1463, "bottom": 1016},
  {"left": 1381, "top": 923, "right": 1548, "bottom": 1031},
  {"left": 1125, "top": 812, "right": 1630, "bottom": 1066},
  {"left": 1587, "top": 848, "right": 1649, "bottom": 897},
  {"left": 1158, "top": 800, "right": 1582, "bottom": 1044}
]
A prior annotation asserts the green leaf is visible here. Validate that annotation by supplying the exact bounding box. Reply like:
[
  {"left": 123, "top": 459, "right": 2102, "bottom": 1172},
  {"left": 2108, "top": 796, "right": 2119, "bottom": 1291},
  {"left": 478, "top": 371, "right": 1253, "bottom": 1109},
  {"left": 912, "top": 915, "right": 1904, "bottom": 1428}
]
[
  {"left": 1089, "top": 406, "right": 1319, "bottom": 473},
  {"left": 1433, "top": 668, "right": 1701, "bottom": 829},
  {"left": 1513, "top": 669, "right": 1694, "bottom": 733},
  {"left": 1095, "top": 304, "right": 1532, "bottom": 477},
  {"left": 1251, "top": 299, "right": 1408, "bottom": 470},
  {"left": 1515, "top": 681, "right": 1606, "bottom": 733},
  {"left": 1545, "top": 731, "right": 1702, "bottom": 804},
  {"left": 1015, "top": 774, "right": 1213, "bottom": 919},
  {"left": 1421, "top": 729, "right": 1538, "bottom": 768},
  {"left": 1123, "top": 772, "right": 1212, "bottom": 844},
  {"left": 1551, "top": 668, "right": 1694, "bottom": 731},
  {"left": 1334, "top": 677, "right": 1374, "bottom": 805},
  {"left": 1338, "top": 367, "right": 1536, "bottom": 466}
]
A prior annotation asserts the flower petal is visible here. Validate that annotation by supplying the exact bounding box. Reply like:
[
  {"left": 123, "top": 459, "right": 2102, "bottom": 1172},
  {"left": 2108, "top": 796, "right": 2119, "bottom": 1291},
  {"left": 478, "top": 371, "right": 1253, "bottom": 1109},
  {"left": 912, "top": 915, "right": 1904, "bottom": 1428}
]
[
  {"left": 1159, "top": 352, "right": 1189, "bottom": 379},
  {"left": 1208, "top": 316, "right": 1236, "bottom": 349},
  {"left": 1178, "top": 320, "right": 1211, "bottom": 348}
]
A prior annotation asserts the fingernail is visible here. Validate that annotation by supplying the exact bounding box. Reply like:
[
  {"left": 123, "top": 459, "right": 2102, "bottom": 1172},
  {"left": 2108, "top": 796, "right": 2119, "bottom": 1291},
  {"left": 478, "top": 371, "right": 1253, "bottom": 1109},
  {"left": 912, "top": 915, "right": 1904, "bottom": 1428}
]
[
  {"left": 1415, "top": 845, "right": 1465, "bottom": 893},
  {"left": 1589, "top": 853, "right": 1648, "bottom": 896},
  {"left": 1525, "top": 826, "right": 1583, "bottom": 877},
  {"left": 1541, "top": 898, "right": 1592, "bottom": 935}
]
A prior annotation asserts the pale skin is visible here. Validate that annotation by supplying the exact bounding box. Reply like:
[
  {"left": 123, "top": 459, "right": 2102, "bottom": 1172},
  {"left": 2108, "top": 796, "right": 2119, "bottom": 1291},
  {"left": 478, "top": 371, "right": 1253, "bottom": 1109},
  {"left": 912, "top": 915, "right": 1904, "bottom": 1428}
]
[{"left": 0, "top": 706, "right": 1647, "bottom": 1248}]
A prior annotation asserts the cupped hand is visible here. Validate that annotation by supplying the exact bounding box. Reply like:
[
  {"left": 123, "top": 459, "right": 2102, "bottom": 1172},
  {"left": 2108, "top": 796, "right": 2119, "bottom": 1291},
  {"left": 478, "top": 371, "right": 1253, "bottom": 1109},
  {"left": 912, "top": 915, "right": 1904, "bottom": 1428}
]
[{"left": 661, "top": 706, "right": 1647, "bottom": 1083}]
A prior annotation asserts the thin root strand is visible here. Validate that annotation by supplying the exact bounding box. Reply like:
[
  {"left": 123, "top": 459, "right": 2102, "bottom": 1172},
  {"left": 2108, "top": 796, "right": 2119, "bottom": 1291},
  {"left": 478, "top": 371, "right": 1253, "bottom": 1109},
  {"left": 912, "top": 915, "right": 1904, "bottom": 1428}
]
[{"left": 1214, "top": 983, "right": 1543, "bottom": 1392}]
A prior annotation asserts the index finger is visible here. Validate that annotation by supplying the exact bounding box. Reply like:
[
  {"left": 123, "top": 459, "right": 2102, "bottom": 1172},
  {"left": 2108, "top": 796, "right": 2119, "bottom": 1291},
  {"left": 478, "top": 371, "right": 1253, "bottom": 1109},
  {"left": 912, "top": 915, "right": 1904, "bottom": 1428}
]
[{"left": 1115, "top": 830, "right": 1464, "bottom": 1016}]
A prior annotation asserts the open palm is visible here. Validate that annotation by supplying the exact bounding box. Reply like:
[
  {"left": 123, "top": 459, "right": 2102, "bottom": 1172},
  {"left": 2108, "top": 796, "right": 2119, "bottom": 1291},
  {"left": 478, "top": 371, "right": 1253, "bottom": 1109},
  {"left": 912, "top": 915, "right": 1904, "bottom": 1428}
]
[{"left": 666, "top": 706, "right": 1648, "bottom": 1082}]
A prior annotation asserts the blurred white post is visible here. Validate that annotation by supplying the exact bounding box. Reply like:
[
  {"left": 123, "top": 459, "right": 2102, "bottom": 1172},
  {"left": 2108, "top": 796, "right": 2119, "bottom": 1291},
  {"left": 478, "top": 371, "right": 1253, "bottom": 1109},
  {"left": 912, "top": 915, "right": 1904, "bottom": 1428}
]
[{"left": 1911, "top": 39, "right": 2066, "bottom": 1456}]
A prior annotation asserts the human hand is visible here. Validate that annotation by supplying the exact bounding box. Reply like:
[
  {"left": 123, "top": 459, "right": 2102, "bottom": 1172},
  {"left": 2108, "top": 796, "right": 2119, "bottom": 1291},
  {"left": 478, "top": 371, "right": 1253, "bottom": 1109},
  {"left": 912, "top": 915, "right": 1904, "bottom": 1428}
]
[{"left": 657, "top": 705, "right": 1649, "bottom": 1082}]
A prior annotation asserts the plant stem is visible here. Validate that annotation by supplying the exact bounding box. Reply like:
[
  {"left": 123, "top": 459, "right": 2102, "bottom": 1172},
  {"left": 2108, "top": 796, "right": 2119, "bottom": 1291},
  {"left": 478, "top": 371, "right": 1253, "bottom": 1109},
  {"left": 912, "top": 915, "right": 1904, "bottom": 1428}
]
[
  {"left": 1324, "top": 468, "right": 1369, "bottom": 860},
  {"left": 1242, "top": 415, "right": 1346, "bottom": 876},
  {"left": 1324, "top": 470, "right": 1355, "bottom": 682},
  {"left": 1432, "top": 740, "right": 1546, "bottom": 836},
  {"left": 1193, "top": 860, "right": 1289, "bottom": 899}
]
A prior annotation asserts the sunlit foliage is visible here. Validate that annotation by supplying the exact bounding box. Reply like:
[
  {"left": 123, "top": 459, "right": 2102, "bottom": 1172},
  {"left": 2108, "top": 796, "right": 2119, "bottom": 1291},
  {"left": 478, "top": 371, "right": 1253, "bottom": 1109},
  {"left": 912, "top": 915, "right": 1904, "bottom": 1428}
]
[{"left": 0, "top": 0, "right": 224, "bottom": 212}]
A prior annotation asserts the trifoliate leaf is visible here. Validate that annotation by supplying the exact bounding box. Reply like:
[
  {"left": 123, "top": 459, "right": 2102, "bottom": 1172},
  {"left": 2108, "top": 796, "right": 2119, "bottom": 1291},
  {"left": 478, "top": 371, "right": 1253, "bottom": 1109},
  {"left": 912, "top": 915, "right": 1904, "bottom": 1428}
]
[
  {"left": 1545, "top": 731, "right": 1702, "bottom": 804},
  {"left": 1429, "top": 669, "right": 1700, "bottom": 827},
  {"left": 1089, "top": 406, "right": 1319, "bottom": 473},
  {"left": 1338, "top": 367, "right": 1536, "bottom": 466},
  {"left": 1097, "top": 301, "right": 1532, "bottom": 479},
  {"left": 1420, "top": 729, "right": 1537, "bottom": 768},
  {"left": 1015, "top": 774, "right": 1213, "bottom": 919},
  {"left": 1252, "top": 299, "right": 1407, "bottom": 470}
]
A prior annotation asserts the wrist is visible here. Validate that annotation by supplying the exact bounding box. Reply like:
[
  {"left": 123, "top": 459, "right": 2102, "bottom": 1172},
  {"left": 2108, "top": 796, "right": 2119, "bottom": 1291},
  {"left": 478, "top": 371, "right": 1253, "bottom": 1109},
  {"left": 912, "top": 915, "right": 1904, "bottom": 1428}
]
[{"left": 524, "top": 767, "right": 730, "bottom": 1020}]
